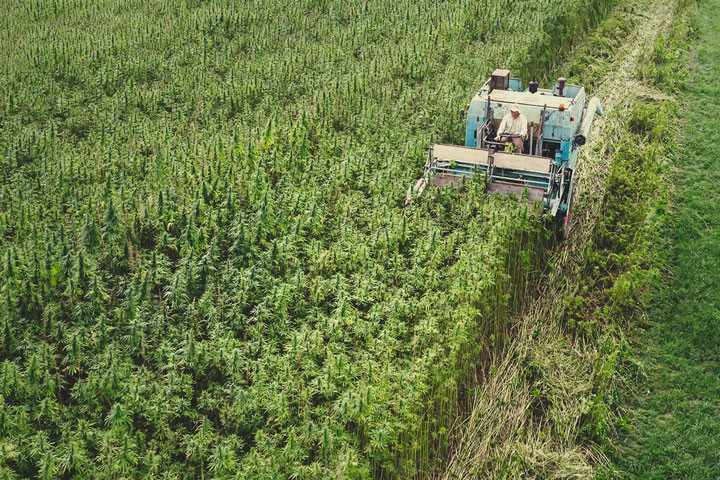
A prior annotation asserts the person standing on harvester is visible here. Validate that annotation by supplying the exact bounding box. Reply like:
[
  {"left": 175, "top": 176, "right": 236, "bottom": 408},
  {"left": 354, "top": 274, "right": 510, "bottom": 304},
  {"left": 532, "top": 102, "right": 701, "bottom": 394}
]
[{"left": 495, "top": 104, "right": 528, "bottom": 154}]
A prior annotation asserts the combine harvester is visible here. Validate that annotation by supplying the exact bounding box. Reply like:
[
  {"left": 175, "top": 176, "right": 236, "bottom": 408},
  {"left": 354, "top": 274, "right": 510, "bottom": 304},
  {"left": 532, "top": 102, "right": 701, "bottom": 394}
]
[{"left": 410, "top": 69, "right": 602, "bottom": 230}]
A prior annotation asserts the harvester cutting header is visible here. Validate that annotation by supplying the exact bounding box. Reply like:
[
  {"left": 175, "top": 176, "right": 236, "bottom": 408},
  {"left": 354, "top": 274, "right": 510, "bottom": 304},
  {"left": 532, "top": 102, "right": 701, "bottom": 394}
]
[{"left": 409, "top": 69, "right": 602, "bottom": 228}]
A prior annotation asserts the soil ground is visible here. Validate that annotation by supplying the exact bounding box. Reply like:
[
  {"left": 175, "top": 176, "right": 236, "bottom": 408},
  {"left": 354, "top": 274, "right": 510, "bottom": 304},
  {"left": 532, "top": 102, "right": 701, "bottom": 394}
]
[{"left": 609, "top": 1, "right": 720, "bottom": 477}]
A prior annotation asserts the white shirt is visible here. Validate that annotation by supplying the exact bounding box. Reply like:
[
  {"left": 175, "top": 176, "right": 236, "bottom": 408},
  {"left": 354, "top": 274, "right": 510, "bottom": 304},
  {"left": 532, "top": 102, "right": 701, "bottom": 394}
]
[{"left": 498, "top": 112, "right": 528, "bottom": 138}]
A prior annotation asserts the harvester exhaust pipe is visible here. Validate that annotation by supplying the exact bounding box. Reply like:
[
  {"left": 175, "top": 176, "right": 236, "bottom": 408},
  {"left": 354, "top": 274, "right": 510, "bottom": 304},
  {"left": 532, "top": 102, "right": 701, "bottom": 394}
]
[
  {"left": 574, "top": 97, "right": 603, "bottom": 146},
  {"left": 558, "top": 77, "right": 567, "bottom": 96},
  {"left": 529, "top": 78, "right": 539, "bottom": 94}
]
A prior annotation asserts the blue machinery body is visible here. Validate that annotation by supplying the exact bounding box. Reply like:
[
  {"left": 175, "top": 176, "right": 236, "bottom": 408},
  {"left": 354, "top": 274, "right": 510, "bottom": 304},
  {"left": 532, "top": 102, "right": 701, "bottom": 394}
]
[{"left": 412, "top": 69, "right": 602, "bottom": 227}]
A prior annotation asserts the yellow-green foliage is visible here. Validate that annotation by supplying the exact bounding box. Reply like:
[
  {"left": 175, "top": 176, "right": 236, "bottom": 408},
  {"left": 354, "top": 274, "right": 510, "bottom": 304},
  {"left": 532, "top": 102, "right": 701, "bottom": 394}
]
[{"left": 0, "top": 0, "right": 614, "bottom": 478}]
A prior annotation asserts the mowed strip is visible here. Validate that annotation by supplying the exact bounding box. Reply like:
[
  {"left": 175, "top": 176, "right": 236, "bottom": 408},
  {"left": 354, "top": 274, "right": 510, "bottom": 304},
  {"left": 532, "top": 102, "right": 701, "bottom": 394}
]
[{"left": 610, "top": 2, "right": 720, "bottom": 478}]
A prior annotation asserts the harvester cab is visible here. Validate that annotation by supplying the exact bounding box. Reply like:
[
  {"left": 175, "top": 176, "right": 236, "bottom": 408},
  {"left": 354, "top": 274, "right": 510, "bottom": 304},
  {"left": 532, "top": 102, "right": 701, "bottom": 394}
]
[{"left": 409, "top": 69, "right": 602, "bottom": 229}]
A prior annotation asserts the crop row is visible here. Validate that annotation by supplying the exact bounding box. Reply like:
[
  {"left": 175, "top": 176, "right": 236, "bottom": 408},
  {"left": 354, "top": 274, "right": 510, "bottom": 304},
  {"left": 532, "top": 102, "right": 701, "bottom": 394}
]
[{"left": 1, "top": 0, "right": 613, "bottom": 478}]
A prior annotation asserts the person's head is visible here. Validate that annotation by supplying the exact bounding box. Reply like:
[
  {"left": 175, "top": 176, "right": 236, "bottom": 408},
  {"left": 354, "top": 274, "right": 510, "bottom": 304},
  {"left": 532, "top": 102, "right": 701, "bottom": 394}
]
[{"left": 510, "top": 104, "right": 521, "bottom": 118}]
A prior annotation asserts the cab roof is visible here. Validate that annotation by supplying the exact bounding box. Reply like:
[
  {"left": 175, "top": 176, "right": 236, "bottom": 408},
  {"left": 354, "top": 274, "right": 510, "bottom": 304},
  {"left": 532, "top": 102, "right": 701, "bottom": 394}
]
[{"left": 475, "top": 88, "right": 573, "bottom": 110}]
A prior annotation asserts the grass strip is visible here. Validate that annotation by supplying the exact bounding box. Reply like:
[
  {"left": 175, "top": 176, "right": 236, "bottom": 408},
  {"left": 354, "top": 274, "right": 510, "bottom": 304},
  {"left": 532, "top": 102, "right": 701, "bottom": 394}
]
[{"left": 604, "top": 0, "right": 720, "bottom": 477}]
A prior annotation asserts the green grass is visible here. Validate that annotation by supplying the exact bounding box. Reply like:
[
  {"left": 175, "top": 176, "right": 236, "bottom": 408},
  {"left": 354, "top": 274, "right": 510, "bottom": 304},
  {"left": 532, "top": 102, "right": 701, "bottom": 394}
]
[{"left": 608, "top": 1, "right": 720, "bottom": 477}]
